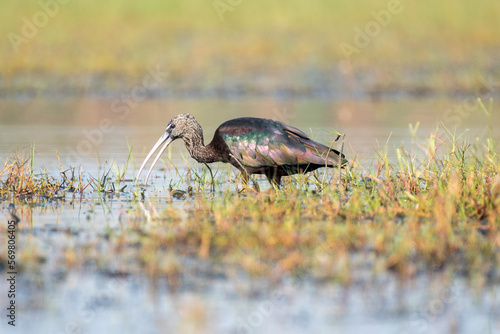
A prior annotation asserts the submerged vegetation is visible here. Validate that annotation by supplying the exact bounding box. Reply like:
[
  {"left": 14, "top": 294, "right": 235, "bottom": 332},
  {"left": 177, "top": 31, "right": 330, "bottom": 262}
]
[{"left": 1, "top": 125, "right": 499, "bottom": 289}]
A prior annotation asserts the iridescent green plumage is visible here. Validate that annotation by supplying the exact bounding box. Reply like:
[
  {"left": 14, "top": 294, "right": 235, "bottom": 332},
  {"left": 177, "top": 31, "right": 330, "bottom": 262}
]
[
  {"left": 217, "top": 117, "right": 347, "bottom": 185},
  {"left": 137, "top": 114, "right": 347, "bottom": 188}
]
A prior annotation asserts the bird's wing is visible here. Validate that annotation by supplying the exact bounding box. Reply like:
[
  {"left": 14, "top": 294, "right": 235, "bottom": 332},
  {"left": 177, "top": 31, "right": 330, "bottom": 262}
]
[
  {"left": 218, "top": 118, "right": 345, "bottom": 168},
  {"left": 284, "top": 128, "right": 346, "bottom": 166}
]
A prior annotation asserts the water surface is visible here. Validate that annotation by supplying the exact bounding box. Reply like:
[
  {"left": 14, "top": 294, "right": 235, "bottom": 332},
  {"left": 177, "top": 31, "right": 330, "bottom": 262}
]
[{"left": 0, "top": 96, "right": 498, "bottom": 334}]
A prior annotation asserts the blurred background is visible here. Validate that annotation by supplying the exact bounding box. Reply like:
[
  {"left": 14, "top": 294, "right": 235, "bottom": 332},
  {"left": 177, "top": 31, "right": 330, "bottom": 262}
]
[
  {"left": 1, "top": 2, "right": 500, "bottom": 333},
  {"left": 1, "top": 0, "right": 499, "bottom": 170}
]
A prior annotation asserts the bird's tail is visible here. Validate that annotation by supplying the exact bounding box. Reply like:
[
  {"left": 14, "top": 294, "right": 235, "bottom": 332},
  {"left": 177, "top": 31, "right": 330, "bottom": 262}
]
[{"left": 300, "top": 138, "right": 349, "bottom": 168}]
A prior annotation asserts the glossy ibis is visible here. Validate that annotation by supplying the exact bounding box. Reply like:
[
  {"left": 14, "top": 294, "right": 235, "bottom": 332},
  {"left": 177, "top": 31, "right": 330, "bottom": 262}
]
[{"left": 136, "top": 113, "right": 347, "bottom": 187}]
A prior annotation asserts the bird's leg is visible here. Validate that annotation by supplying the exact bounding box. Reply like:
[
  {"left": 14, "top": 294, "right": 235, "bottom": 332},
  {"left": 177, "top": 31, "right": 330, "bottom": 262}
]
[
  {"left": 238, "top": 170, "right": 260, "bottom": 193},
  {"left": 265, "top": 168, "right": 281, "bottom": 190},
  {"left": 268, "top": 175, "right": 281, "bottom": 190},
  {"left": 203, "top": 163, "right": 215, "bottom": 192},
  {"left": 251, "top": 178, "right": 260, "bottom": 192},
  {"left": 230, "top": 153, "right": 259, "bottom": 192},
  {"left": 240, "top": 169, "right": 249, "bottom": 186}
]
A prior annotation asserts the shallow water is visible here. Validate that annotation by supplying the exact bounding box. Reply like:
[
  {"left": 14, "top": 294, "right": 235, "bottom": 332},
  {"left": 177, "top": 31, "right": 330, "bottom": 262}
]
[
  {"left": 1, "top": 97, "right": 498, "bottom": 172},
  {"left": 1, "top": 96, "right": 499, "bottom": 333},
  {"left": 1, "top": 269, "right": 498, "bottom": 334}
]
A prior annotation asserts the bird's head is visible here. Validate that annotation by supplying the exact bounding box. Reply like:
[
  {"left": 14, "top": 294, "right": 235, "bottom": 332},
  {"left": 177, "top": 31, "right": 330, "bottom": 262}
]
[
  {"left": 165, "top": 113, "right": 202, "bottom": 140},
  {"left": 136, "top": 113, "right": 201, "bottom": 185}
]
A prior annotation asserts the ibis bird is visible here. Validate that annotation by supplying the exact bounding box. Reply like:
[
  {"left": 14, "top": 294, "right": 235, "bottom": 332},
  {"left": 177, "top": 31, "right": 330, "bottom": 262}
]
[{"left": 136, "top": 113, "right": 347, "bottom": 187}]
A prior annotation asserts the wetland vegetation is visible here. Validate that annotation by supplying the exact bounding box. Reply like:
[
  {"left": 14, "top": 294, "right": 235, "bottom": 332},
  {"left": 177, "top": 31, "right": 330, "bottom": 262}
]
[
  {"left": 1, "top": 0, "right": 500, "bottom": 333},
  {"left": 2, "top": 121, "right": 499, "bottom": 284}
]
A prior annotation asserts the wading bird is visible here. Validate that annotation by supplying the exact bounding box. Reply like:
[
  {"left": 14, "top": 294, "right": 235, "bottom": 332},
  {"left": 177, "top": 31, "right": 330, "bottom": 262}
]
[{"left": 136, "top": 113, "right": 347, "bottom": 187}]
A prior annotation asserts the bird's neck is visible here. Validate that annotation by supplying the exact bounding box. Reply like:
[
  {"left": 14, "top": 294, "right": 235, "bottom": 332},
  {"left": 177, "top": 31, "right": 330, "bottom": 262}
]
[{"left": 183, "top": 131, "right": 220, "bottom": 163}]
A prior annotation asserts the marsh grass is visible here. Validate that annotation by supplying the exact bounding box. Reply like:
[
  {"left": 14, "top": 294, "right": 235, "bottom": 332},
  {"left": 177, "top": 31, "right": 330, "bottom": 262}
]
[
  {"left": 0, "top": 149, "right": 63, "bottom": 200},
  {"left": 1, "top": 127, "right": 499, "bottom": 289},
  {"left": 133, "top": 128, "right": 499, "bottom": 285},
  {"left": 0, "top": 149, "right": 136, "bottom": 200}
]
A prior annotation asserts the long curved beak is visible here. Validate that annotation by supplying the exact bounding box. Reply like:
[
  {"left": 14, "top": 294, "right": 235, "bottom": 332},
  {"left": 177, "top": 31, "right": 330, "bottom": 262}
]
[{"left": 136, "top": 132, "right": 173, "bottom": 185}]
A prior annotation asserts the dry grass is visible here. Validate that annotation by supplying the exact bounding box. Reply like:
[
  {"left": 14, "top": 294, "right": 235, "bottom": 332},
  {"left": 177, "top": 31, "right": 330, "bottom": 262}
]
[
  {"left": 0, "top": 148, "right": 63, "bottom": 200},
  {"left": 0, "top": 148, "right": 131, "bottom": 200},
  {"left": 2, "top": 128, "right": 499, "bottom": 290}
]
